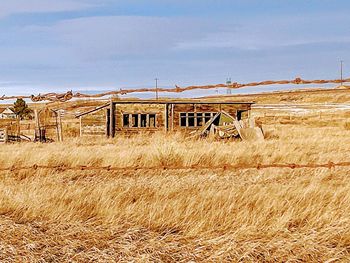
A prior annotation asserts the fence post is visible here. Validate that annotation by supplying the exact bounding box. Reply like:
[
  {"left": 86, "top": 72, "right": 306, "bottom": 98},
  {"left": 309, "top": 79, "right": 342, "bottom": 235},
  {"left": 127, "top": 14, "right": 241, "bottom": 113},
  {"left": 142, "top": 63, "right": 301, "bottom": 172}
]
[
  {"left": 109, "top": 101, "right": 115, "bottom": 138},
  {"left": 58, "top": 110, "right": 63, "bottom": 142},
  {"left": 4, "top": 127, "right": 8, "bottom": 143},
  {"left": 16, "top": 116, "right": 21, "bottom": 140},
  {"left": 79, "top": 116, "right": 83, "bottom": 137}
]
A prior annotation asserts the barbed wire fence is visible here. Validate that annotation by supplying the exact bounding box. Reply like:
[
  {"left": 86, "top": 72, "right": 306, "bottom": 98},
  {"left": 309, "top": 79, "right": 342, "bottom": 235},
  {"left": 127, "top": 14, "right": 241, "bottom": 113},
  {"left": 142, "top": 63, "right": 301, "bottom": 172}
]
[
  {"left": 1, "top": 77, "right": 349, "bottom": 103},
  {"left": 1, "top": 160, "right": 350, "bottom": 172}
]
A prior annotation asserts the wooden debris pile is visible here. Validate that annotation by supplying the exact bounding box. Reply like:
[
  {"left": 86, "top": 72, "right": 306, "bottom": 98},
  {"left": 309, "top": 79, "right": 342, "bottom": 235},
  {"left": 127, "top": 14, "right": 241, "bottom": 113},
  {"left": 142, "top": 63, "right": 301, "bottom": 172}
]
[{"left": 194, "top": 111, "right": 264, "bottom": 141}]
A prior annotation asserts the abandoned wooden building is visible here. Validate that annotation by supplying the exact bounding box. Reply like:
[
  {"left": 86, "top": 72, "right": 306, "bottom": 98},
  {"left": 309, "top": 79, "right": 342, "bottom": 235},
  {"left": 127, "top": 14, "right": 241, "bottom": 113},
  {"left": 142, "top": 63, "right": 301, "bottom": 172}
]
[
  {"left": 76, "top": 99, "right": 262, "bottom": 139},
  {"left": 0, "top": 107, "right": 16, "bottom": 119}
]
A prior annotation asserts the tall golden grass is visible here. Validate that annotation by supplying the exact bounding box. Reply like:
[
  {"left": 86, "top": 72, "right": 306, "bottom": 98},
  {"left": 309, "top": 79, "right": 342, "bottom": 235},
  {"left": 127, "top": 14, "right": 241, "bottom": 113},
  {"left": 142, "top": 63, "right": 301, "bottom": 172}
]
[{"left": 1, "top": 125, "right": 350, "bottom": 261}]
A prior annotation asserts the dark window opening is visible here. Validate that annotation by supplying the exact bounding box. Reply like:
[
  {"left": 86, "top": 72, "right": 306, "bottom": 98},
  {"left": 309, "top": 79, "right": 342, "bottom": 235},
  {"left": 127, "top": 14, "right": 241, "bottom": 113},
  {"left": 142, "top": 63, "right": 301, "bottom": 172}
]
[
  {"left": 140, "top": 114, "right": 147, "bottom": 127},
  {"left": 123, "top": 114, "right": 130, "bottom": 127},
  {"left": 180, "top": 117, "right": 186, "bottom": 127},
  {"left": 149, "top": 114, "right": 156, "bottom": 127},
  {"left": 132, "top": 114, "right": 138, "bottom": 127},
  {"left": 204, "top": 113, "right": 212, "bottom": 123},
  {"left": 180, "top": 113, "right": 187, "bottom": 127},
  {"left": 124, "top": 113, "right": 156, "bottom": 128},
  {"left": 188, "top": 113, "right": 195, "bottom": 127},
  {"left": 237, "top": 111, "right": 248, "bottom": 121},
  {"left": 180, "top": 112, "right": 216, "bottom": 127},
  {"left": 197, "top": 113, "right": 203, "bottom": 126}
]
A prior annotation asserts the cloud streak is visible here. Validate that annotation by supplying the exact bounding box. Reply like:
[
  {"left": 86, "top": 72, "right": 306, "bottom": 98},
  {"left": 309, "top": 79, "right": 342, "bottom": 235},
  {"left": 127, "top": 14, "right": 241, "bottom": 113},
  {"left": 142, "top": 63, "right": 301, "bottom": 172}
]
[
  {"left": 0, "top": 0, "right": 96, "bottom": 18},
  {"left": 0, "top": 1, "right": 350, "bottom": 94}
]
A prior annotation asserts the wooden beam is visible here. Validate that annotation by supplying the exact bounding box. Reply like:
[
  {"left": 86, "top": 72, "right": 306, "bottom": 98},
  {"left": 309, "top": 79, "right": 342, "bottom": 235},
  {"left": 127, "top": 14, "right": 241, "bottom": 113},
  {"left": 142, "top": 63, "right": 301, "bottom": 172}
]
[
  {"left": 58, "top": 110, "right": 63, "bottom": 142},
  {"left": 110, "top": 99, "right": 255, "bottom": 105},
  {"left": 79, "top": 116, "right": 83, "bottom": 137},
  {"left": 105, "top": 108, "right": 110, "bottom": 137},
  {"left": 16, "top": 116, "right": 20, "bottom": 138},
  {"left": 171, "top": 104, "right": 174, "bottom": 131},
  {"left": 75, "top": 103, "right": 109, "bottom": 118},
  {"left": 4, "top": 127, "right": 8, "bottom": 143},
  {"left": 164, "top": 103, "right": 169, "bottom": 132},
  {"left": 138, "top": 113, "right": 141, "bottom": 128},
  {"left": 34, "top": 109, "right": 40, "bottom": 130},
  {"left": 109, "top": 102, "right": 115, "bottom": 138},
  {"left": 146, "top": 114, "right": 150, "bottom": 127}
]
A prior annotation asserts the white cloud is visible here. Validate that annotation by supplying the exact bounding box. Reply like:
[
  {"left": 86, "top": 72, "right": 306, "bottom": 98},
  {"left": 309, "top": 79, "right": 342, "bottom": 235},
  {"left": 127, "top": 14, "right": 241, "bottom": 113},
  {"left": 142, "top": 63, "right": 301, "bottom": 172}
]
[
  {"left": 27, "top": 16, "right": 227, "bottom": 60},
  {"left": 0, "top": 0, "right": 94, "bottom": 18},
  {"left": 27, "top": 12, "right": 350, "bottom": 63},
  {"left": 1, "top": 10, "right": 350, "bottom": 93},
  {"left": 175, "top": 14, "right": 350, "bottom": 51}
]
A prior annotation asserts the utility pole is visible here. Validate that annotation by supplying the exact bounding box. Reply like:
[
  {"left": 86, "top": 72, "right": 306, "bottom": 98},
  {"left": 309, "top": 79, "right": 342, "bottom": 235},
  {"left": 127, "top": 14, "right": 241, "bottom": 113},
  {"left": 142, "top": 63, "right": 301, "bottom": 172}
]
[
  {"left": 340, "top": 60, "right": 344, "bottom": 86},
  {"left": 226, "top": 78, "right": 232, "bottom": 95},
  {"left": 155, "top": 78, "right": 159, "bottom": 100}
]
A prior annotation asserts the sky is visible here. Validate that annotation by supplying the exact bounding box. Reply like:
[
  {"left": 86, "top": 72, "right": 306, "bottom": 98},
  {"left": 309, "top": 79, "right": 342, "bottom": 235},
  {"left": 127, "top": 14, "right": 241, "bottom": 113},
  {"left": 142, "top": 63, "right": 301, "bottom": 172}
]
[{"left": 0, "top": 0, "right": 350, "bottom": 96}]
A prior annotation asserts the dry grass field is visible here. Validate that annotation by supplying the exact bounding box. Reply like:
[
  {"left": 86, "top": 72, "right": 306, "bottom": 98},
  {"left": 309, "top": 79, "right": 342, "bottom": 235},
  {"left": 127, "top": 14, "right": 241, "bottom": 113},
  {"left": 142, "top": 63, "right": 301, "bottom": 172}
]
[{"left": 1, "top": 123, "right": 350, "bottom": 261}]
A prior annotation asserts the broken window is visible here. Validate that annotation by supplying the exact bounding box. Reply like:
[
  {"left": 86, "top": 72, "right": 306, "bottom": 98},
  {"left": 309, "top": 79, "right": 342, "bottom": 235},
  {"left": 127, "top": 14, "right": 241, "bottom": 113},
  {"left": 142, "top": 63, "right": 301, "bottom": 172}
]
[
  {"left": 237, "top": 110, "right": 248, "bottom": 121},
  {"left": 123, "top": 114, "right": 130, "bottom": 127},
  {"left": 123, "top": 113, "right": 156, "bottom": 128},
  {"left": 180, "top": 113, "right": 187, "bottom": 127},
  {"left": 149, "top": 114, "right": 156, "bottom": 127},
  {"left": 180, "top": 112, "right": 216, "bottom": 127},
  {"left": 188, "top": 113, "right": 195, "bottom": 127},
  {"left": 204, "top": 113, "right": 212, "bottom": 123},
  {"left": 132, "top": 114, "right": 138, "bottom": 127},
  {"left": 196, "top": 113, "right": 203, "bottom": 126},
  {"left": 140, "top": 114, "right": 147, "bottom": 127}
]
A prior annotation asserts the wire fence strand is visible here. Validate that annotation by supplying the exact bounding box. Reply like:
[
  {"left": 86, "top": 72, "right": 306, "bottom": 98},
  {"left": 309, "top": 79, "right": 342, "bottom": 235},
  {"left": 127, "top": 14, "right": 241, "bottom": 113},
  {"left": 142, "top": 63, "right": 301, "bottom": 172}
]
[
  {"left": 1, "top": 161, "right": 350, "bottom": 172},
  {"left": 1, "top": 77, "right": 350, "bottom": 103}
]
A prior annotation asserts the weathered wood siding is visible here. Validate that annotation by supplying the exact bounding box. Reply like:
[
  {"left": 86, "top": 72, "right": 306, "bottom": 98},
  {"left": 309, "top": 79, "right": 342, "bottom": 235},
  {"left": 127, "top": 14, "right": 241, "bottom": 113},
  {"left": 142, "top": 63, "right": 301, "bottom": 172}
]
[
  {"left": 113, "top": 103, "right": 251, "bottom": 134},
  {"left": 80, "top": 107, "right": 106, "bottom": 136},
  {"left": 115, "top": 103, "right": 165, "bottom": 134},
  {"left": 171, "top": 104, "right": 250, "bottom": 131}
]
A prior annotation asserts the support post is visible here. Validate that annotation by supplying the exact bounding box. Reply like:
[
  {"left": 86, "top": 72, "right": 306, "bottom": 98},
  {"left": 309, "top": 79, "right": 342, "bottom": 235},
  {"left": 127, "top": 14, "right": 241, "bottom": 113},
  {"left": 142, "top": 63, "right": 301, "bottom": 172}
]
[
  {"left": 146, "top": 114, "right": 150, "bottom": 127},
  {"left": 79, "top": 116, "right": 83, "bottom": 137},
  {"left": 171, "top": 104, "right": 174, "bottom": 131},
  {"left": 34, "top": 109, "right": 40, "bottom": 130},
  {"left": 109, "top": 101, "right": 115, "bottom": 138},
  {"left": 164, "top": 103, "right": 169, "bottom": 132},
  {"left": 4, "top": 127, "right": 8, "bottom": 143},
  {"left": 58, "top": 110, "right": 63, "bottom": 142},
  {"left": 16, "top": 116, "right": 20, "bottom": 139},
  {"left": 105, "top": 108, "right": 110, "bottom": 137},
  {"left": 34, "top": 109, "right": 40, "bottom": 141},
  {"left": 129, "top": 113, "right": 132, "bottom": 128}
]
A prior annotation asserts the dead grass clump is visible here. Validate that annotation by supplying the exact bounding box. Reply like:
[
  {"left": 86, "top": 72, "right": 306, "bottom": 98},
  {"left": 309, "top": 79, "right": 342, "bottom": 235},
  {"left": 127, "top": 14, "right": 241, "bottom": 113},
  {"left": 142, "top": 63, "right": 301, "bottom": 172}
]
[{"left": 344, "top": 121, "right": 350, "bottom": 130}]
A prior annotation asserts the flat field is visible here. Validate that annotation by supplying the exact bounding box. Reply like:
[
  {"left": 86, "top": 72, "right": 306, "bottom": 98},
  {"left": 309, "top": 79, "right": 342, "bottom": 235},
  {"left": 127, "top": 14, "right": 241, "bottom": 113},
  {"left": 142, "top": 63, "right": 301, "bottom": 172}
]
[{"left": 1, "top": 123, "right": 350, "bottom": 262}]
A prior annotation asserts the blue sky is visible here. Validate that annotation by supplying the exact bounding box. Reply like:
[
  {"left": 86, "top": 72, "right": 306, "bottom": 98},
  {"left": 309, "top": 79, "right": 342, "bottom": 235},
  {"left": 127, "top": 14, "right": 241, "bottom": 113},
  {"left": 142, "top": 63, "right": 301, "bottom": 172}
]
[{"left": 0, "top": 0, "right": 350, "bottom": 96}]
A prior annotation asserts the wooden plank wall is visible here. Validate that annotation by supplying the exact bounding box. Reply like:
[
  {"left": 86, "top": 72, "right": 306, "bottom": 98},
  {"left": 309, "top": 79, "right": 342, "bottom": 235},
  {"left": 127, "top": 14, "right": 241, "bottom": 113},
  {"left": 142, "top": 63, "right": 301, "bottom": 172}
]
[
  {"left": 112, "top": 103, "right": 251, "bottom": 134},
  {"left": 80, "top": 107, "right": 107, "bottom": 137},
  {"left": 114, "top": 104, "right": 165, "bottom": 134},
  {"left": 0, "top": 128, "right": 8, "bottom": 143},
  {"left": 171, "top": 104, "right": 250, "bottom": 131}
]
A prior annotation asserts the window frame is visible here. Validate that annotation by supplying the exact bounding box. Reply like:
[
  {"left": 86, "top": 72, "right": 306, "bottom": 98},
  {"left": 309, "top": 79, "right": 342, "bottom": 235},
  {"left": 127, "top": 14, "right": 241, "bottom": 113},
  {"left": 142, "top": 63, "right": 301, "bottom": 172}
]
[
  {"left": 122, "top": 112, "right": 157, "bottom": 129},
  {"left": 179, "top": 112, "right": 216, "bottom": 128}
]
